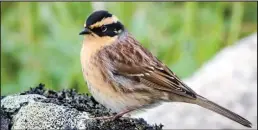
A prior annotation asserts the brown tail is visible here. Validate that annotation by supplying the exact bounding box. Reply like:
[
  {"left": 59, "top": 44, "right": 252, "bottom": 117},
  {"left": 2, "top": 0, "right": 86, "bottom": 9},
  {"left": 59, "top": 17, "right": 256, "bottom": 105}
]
[{"left": 194, "top": 95, "right": 252, "bottom": 128}]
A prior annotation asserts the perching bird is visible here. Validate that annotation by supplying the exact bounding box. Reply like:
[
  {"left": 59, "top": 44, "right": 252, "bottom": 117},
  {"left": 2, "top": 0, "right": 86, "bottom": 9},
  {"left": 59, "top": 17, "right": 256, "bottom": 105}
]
[{"left": 79, "top": 10, "right": 252, "bottom": 128}]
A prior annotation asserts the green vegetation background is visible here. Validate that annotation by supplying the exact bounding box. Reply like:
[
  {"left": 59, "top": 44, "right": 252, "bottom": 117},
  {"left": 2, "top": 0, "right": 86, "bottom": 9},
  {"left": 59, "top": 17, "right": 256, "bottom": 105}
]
[{"left": 1, "top": 2, "right": 257, "bottom": 95}]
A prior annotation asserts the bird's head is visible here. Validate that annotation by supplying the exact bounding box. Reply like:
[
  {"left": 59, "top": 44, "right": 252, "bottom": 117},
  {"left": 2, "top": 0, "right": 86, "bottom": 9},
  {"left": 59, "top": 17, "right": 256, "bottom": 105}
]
[{"left": 79, "top": 10, "right": 125, "bottom": 37}]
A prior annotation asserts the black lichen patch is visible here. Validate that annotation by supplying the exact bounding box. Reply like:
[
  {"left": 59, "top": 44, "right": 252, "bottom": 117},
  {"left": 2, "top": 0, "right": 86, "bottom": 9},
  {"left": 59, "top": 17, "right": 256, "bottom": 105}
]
[
  {"left": 19, "top": 83, "right": 163, "bottom": 130},
  {"left": 0, "top": 107, "right": 12, "bottom": 130},
  {"left": 85, "top": 118, "right": 163, "bottom": 130},
  {"left": 20, "top": 83, "right": 46, "bottom": 95}
]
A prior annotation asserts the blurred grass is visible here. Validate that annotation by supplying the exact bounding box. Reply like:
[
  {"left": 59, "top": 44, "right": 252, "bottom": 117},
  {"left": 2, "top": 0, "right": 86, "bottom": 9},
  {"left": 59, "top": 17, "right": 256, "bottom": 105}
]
[{"left": 1, "top": 2, "right": 257, "bottom": 95}]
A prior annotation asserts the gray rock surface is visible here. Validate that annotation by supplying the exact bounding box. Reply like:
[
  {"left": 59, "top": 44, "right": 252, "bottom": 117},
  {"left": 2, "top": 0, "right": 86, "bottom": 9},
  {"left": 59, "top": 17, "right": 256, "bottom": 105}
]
[
  {"left": 12, "top": 102, "right": 89, "bottom": 129},
  {"left": 1, "top": 94, "right": 46, "bottom": 113},
  {"left": 133, "top": 33, "right": 257, "bottom": 129}
]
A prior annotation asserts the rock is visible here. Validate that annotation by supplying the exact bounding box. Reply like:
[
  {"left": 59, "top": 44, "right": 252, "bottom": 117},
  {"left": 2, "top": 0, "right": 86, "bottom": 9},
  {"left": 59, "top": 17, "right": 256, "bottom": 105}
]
[
  {"left": 12, "top": 102, "right": 88, "bottom": 129},
  {"left": 1, "top": 94, "right": 46, "bottom": 113},
  {"left": 1, "top": 84, "right": 163, "bottom": 130},
  {"left": 133, "top": 33, "right": 257, "bottom": 129}
]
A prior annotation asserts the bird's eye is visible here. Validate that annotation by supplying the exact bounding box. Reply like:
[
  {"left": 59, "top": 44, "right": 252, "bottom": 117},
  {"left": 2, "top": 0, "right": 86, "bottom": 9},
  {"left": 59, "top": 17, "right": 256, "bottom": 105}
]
[{"left": 101, "top": 26, "right": 107, "bottom": 32}]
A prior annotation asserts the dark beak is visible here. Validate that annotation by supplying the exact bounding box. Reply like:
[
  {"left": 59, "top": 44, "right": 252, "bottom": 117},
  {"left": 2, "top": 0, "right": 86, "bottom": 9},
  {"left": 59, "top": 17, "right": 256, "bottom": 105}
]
[{"left": 79, "top": 28, "right": 91, "bottom": 35}]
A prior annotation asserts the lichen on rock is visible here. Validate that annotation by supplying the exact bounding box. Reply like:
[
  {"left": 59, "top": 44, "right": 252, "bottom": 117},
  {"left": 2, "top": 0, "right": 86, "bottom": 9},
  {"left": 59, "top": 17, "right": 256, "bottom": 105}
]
[{"left": 1, "top": 84, "right": 163, "bottom": 130}]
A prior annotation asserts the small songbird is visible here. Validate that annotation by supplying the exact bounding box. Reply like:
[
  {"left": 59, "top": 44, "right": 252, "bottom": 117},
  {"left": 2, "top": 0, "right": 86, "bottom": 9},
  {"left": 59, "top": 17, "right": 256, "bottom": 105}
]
[{"left": 79, "top": 10, "right": 252, "bottom": 128}]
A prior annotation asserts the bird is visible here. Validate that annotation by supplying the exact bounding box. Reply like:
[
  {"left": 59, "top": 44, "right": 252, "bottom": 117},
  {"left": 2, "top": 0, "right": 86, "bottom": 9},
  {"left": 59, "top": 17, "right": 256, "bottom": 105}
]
[{"left": 79, "top": 10, "right": 252, "bottom": 128}]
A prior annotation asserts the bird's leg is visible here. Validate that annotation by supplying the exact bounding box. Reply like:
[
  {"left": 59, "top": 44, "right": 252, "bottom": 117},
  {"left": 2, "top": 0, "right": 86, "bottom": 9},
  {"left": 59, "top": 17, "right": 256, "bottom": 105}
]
[
  {"left": 92, "top": 109, "right": 134, "bottom": 121},
  {"left": 111, "top": 109, "right": 133, "bottom": 120}
]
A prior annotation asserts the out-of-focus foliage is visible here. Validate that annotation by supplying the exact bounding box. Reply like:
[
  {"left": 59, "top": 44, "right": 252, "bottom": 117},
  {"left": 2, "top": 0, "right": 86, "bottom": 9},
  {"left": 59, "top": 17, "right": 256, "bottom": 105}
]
[{"left": 1, "top": 2, "right": 257, "bottom": 95}]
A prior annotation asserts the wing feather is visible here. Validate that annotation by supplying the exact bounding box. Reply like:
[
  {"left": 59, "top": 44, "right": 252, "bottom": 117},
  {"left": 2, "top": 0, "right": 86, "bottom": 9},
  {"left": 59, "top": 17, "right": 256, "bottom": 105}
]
[{"left": 97, "top": 33, "right": 197, "bottom": 99}]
